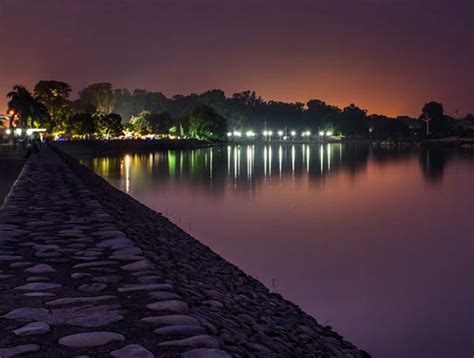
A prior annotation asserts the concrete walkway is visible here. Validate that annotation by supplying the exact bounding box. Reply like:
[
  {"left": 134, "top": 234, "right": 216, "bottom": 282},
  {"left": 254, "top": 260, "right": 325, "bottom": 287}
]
[
  {"left": 0, "top": 148, "right": 229, "bottom": 357},
  {"left": 0, "top": 144, "right": 25, "bottom": 206}
]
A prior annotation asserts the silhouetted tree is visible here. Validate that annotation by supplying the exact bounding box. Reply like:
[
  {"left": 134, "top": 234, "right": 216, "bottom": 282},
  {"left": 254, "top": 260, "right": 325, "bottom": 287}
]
[
  {"left": 33, "top": 80, "right": 72, "bottom": 132},
  {"left": 7, "top": 85, "right": 49, "bottom": 128}
]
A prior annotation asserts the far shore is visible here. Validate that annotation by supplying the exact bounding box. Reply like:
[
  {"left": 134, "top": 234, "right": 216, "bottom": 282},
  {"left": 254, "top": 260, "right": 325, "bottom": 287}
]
[
  {"left": 53, "top": 136, "right": 474, "bottom": 158},
  {"left": 53, "top": 138, "right": 221, "bottom": 156}
]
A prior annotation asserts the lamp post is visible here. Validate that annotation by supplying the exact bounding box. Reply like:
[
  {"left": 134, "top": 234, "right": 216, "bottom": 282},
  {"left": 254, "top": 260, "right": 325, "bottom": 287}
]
[{"left": 422, "top": 116, "right": 431, "bottom": 136}]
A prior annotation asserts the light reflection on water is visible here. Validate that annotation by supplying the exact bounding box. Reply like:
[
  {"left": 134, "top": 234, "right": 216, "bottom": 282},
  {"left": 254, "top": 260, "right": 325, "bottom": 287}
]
[{"left": 81, "top": 144, "right": 473, "bottom": 358}]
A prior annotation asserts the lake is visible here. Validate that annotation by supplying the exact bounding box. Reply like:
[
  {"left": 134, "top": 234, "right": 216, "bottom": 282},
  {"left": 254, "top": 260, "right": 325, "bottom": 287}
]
[{"left": 80, "top": 143, "right": 473, "bottom": 358}]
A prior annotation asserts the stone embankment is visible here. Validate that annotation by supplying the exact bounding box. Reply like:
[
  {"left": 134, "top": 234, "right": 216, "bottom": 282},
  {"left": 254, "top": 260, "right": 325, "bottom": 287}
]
[{"left": 0, "top": 146, "right": 370, "bottom": 357}]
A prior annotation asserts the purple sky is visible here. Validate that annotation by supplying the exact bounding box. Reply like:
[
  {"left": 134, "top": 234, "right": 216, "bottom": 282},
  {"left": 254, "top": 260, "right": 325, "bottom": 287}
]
[{"left": 0, "top": 0, "right": 472, "bottom": 117}]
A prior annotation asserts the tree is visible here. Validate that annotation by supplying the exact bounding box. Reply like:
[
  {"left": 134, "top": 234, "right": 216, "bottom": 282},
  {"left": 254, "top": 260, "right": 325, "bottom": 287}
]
[
  {"left": 78, "top": 83, "right": 119, "bottom": 114},
  {"left": 70, "top": 112, "right": 96, "bottom": 137},
  {"left": 129, "top": 111, "right": 152, "bottom": 135},
  {"left": 337, "top": 104, "right": 369, "bottom": 136},
  {"left": 419, "top": 102, "right": 451, "bottom": 137},
  {"left": 188, "top": 105, "right": 227, "bottom": 140},
  {"left": 33, "top": 80, "right": 72, "bottom": 132},
  {"left": 96, "top": 113, "right": 123, "bottom": 138},
  {"left": 7, "top": 85, "right": 49, "bottom": 128}
]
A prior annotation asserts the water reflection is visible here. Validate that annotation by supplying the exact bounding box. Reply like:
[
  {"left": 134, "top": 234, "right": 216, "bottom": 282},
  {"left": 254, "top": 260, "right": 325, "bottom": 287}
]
[
  {"left": 80, "top": 144, "right": 473, "bottom": 358},
  {"left": 82, "top": 144, "right": 469, "bottom": 195}
]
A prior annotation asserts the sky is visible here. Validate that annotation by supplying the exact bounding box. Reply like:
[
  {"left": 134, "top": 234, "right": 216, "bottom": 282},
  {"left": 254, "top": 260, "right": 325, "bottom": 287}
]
[{"left": 0, "top": 0, "right": 472, "bottom": 117}]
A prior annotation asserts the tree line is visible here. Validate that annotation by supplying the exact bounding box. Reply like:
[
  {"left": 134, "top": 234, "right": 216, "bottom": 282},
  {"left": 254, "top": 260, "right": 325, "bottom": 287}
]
[{"left": 5, "top": 81, "right": 474, "bottom": 140}]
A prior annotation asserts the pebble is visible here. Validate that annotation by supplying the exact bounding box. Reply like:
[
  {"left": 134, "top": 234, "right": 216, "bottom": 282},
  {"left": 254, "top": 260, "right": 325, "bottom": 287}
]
[
  {"left": 78, "top": 283, "right": 107, "bottom": 292},
  {"left": 3, "top": 307, "right": 50, "bottom": 321},
  {"left": 121, "top": 260, "right": 155, "bottom": 271},
  {"left": 180, "top": 349, "right": 232, "bottom": 358},
  {"left": 146, "top": 300, "right": 189, "bottom": 313},
  {"left": 0, "top": 344, "right": 41, "bottom": 357},
  {"left": 154, "top": 325, "right": 207, "bottom": 336},
  {"left": 141, "top": 315, "right": 200, "bottom": 326},
  {"left": 46, "top": 295, "right": 117, "bottom": 306},
  {"left": 110, "top": 344, "right": 155, "bottom": 358},
  {"left": 118, "top": 283, "right": 173, "bottom": 292},
  {"left": 159, "top": 335, "right": 220, "bottom": 348},
  {"left": 71, "top": 272, "right": 92, "bottom": 279},
  {"left": 14, "top": 282, "right": 62, "bottom": 291},
  {"left": 58, "top": 331, "right": 125, "bottom": 348},
  {"left": 25, "top": 263, "right": 56, "bottom": 273},
  {"left": 13, "top": 321, "right": 50, "bottom": 336}
]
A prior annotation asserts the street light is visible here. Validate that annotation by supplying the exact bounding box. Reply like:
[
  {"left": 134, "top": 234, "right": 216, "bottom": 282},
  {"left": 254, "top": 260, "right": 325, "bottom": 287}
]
[
  {"left": 319, "top": 131, "right": 325, "bottom": 136},
  {"left": 326, "top": 131, "right": 333, "bottom": 136},
  {"left": 227, "top": 132, "right": 233, "bottom": 137},
  {"left": 278, "top": 130, "right": 284, "bottom": 137},
  {"left": 290, "top": 131, "right": 296, "bottom": 137},
  {"left": 233, "top": 131, "right": 242, "bottom": 137},
  {"left": 246, "top": 131, "right": 255, "bottom": 138}
]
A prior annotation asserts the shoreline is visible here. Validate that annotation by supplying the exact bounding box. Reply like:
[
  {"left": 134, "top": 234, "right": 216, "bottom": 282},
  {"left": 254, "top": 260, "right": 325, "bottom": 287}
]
[
  {"left": 53, "top": 139, "right": 221, "bottom": 157},
  {"left": 53, "top": 144, "right": 370, "bottom": 357}
]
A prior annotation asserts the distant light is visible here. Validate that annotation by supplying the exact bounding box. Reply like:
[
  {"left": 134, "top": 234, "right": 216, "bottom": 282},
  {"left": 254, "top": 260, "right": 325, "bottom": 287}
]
[
  {"left": 15, "top": 128, "right": 22, "bottom": 136},
  {"left": 278, "top": 130, "right": 284, "bottom": 136},
  {"left": 263, "top": 130, "right": 268, "bottom": 136},
  {"left": 268, "top": 131, "right": 273, "bottom": 136},
  {"left": 227, "top": 132, "right": 233, "bottom": 137},
  {"left": 5, "top": 129, "right": 11, "bottom": 135},
  {"left": 306, "top": 131, "right": 311, "bottom": 136},
  {"left": 246, "top": 131, "right": 255, "bottom": 137},
  {"left": 326, "top": 131, "right": 333, "bottom": 136},
  {"left": 283, "top": 136, "right": 288, "bottom": 140},
  {"left": 290, "top": 131, "right": 296, "bottom": 136},
  {"left": 26, "top": 129, "right": 33, "bottom": 135},
  {"left": 8, "top": 110, "right": 14, "bottom": 116},
  {"left": 319, "top": 131, "right": 325, "bottom": 136},
  {"left": 233, "top": 131, "right": 242, "bottom": 137}
]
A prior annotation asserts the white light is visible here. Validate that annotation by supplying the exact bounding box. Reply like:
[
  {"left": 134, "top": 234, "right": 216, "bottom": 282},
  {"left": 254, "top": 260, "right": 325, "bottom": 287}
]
[
  {"left": 326, "top": 131, "right": 333, "bottom": 136},
  {"left": 306, "top": 131, "right": 311, "bottom": 136},
  {"left": 283, "top": 136, "right": 288, "bottom": 140},
  {"left": 233, "top": 131, "right": 242, "bottom": 137},
  {"left": 5, "top": 129, "right": 11, "bottom": 135},
  {"left": 26, "top": 129, "right": 33, "bottom": 136},
  {"left": 227, "top": 132, "right": 233, "bottom": 137},
  {"left": 263, "top": 130, "right": 268, "bottom": 136},
  {"left": 268, "top": 131, "right": 273, "bottom": 136},
  {"left": 319, "top": 131, "right": 325, "bottom": 136},
  {"left": 301, "top": 132, "right": 306, "bottom": 137},
  {"left": 278, "top": 130, "right": 284, "bottom": 136},
  {"left": 290, "top": 131, "right": 296, "bottom": 136},
  {"left": 15, "top": 128, "right": 22, "bottom": 136},
  {"left": 246, "top": 131, "right": 255, "bottom": 137}
]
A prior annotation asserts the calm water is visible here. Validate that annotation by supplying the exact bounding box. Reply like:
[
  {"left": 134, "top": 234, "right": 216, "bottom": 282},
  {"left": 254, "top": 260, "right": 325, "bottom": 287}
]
[{"left": 81, "top": 144, "right": 473, "bottom": 358}]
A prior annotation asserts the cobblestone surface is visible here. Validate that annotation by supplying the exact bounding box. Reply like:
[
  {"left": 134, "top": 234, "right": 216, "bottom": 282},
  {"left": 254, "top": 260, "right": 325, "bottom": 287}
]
[{"left": 0, "top": 148, "right": 229, "bottom": 357}]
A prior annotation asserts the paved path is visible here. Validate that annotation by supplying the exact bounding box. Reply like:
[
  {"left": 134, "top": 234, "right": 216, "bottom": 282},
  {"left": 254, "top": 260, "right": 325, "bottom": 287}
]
[
  {"left": 0, "top": 145, "right": 25, "bottom": 206},
  {"left": 0, "top": 148, "right": 229, "bottom": 357}
]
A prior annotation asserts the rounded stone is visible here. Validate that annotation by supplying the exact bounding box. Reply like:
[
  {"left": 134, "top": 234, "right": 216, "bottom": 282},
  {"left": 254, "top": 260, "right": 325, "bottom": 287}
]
[
  {"left": 25, "top": 264, "right": 56, "bottom": 274},
  {"left": 13, "top": 321, "right": 50, "bottom": 336},
  {"left": 14, "top": 282, "right": 62, "bottom": 291},
  {"left": 111, "top": 344, "right": 155, "bottom": 358},
  {"left": 58, "top": 331, "right": 125, "bottom": 348},
  {"left": 181, "top": 349, "right": 232, "bottom": 358}
]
